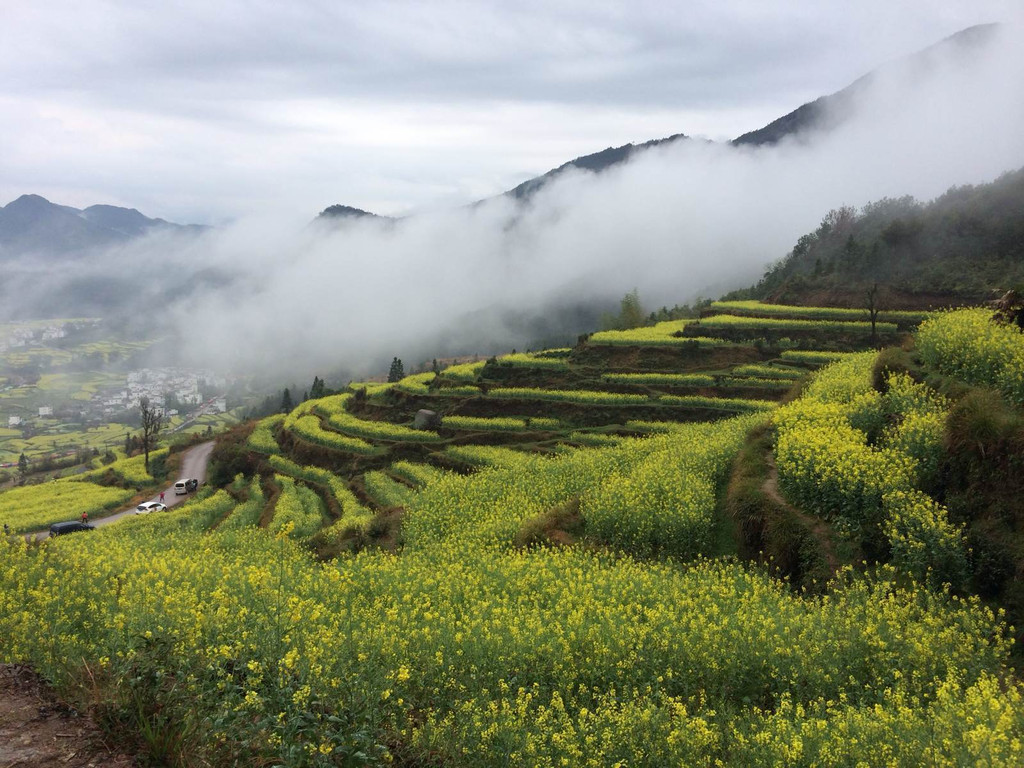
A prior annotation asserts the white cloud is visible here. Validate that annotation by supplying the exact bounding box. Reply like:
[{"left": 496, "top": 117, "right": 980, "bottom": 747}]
[
  {"left": 1, "top": 1, "right": 1021, "bottom": 220},
  {"left": 143, "top": 26, "right": 1024, "bottom": 377}
]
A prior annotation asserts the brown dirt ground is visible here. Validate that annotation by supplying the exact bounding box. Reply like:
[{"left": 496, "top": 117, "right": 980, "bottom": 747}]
[
  {"left": 762, "top": 454, "right": 841, "bottom": 576},
  {"left": 0, "top": 664, "right": 137, "bottom": 768}
]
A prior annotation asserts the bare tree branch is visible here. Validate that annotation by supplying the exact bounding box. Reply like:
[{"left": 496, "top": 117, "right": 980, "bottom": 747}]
[{"left": 139, "top": 396, "right": 164, "bottom": 472}]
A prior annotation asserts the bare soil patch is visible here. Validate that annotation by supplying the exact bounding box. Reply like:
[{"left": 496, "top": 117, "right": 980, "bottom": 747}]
[
  {"left": 0, "top": 664, "right": 136, "bottom": 768},
  {"left": 762, "top": 455, "right": 840, "bottom": 576}
]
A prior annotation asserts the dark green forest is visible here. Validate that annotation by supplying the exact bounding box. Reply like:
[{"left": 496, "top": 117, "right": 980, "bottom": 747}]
[{"left": 728, "top": 166, "right": 1024, "bottom": 307}]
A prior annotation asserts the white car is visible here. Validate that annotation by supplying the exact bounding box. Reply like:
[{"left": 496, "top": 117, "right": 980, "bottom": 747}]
[{"left": 135, "top": 502, "right": 167, "bottom": 515}]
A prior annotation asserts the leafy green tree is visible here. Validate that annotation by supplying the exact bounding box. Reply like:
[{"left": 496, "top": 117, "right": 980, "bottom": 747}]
[
  {"left": 17, "top": 453, "right": 28, "bottom": 479},
  {"left": 600, "top": 289, "right": 647, "bottom": 331},
  {"left": 387, "top": 357, "right": 405, "bottom": 383},
  {"left": 280, "top": 388, "right": 294, "bottom": 413},
  {"left": 619, "top": 289, "right": 645, "bottom": 330},
  {"left": 310, "top": 376, "right": 326, "bottom": 399}
]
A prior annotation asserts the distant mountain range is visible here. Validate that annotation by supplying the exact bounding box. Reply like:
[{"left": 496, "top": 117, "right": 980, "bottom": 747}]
[
  {"left": 7, "top": 25, "right": 1000, "bottom": 241},
  {"left": 0, "top": 194, "right": 205, "bottom": 259},
  {"left": 317, "top": 23, "right": 1001, "bottom": 219}
]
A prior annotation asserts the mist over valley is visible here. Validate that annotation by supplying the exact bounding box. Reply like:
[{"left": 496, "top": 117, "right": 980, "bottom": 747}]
[{"left": 3, "top": 22, "right": 1023, "bottom": 384}]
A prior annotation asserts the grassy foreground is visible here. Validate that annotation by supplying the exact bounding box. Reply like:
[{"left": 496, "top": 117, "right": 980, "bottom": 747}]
[{"left": 2, "top": 304, "right": 1024, "bottom": 765}]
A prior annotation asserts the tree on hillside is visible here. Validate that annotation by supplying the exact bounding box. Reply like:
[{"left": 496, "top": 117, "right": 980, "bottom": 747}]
[
  {"left": 280, "top": 388, "right": 294, "bottom": 413},
  {"left": 310, "top": 376, "right": 326, "bottom": 399},
  {"left": 388, "top": 357, "right": 405, "bottom": 382},
  {"left": 17, "top": 452, "right": 28, "bottom": 479},
  {"left": 139, "top": 397, "right": 163, "bottom": 473},
  {"left": 864, "top": 282, "right": 881, "bottom": 345},
  {"left": 817, "top": 205, "right": 856, "bottom": 238},
  {"left": 602, "top": 289, "right": 647, "bottom": 331},
  {"left": 619, "top": 288, "right": 646, "bottom": 330}
]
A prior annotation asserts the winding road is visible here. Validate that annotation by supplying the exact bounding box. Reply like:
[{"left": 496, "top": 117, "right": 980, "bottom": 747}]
[
  {"left": 25, "top": 441, "right": 215, "bottom": 541},
  {"left": 93, "top": 440, "right": 216, "bottom": 528}
]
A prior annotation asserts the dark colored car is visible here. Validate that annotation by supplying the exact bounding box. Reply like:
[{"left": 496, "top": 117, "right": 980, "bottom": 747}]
[
  {"left": 49, "top": 521, "right": 96, "bottom": 536},
  {"left": 186, "top": 478, "right": 199, "bottom": 492}
]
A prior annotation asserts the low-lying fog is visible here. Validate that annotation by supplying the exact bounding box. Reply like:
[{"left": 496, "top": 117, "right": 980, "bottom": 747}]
[{"left": 5, "top": 26, "right": 1024, "bottom": 380}]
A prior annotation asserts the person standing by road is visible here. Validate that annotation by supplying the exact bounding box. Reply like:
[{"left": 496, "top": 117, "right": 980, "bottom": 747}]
[
  {"left": 81, "top": 511, "right": 88, "bottom": 524},
  {"left": 160, "top": 491, "right": 165, "bottom": 503}
]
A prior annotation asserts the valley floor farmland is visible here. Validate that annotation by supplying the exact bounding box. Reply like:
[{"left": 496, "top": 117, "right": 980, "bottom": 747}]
[{"left": 2, "top": 303, "right": 1024, "bottom": 766}]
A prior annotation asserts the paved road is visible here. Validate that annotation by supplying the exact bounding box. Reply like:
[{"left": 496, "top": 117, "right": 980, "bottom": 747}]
[
  {"left": 93, "top": 441, "right": 215, "bottom": 528},
  {"left": 24, "top": 441, "right": 215, "bottom": 541}
]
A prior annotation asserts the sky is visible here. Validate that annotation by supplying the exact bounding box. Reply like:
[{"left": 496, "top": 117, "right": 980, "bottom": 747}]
[{"left": 1, "top": 0, "right": 1022, "bottom": 223}]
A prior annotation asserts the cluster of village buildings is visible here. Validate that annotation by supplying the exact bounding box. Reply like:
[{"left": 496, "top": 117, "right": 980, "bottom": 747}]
[
  {"left": 0, "top": 319, "right": 99, "bottom": 353},
  {"left": 5, "top": 367, "right": 228, "bottom": 429}
]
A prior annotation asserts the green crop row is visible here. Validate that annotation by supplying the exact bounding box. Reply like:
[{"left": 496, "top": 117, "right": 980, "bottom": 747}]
[
  {"left": 779, "top": 350, "right": 855, "bottom": 366},
  {"left": 709, "top": 300, "right": 932, "bottom": 324},
  {"left": 489, "top": 387, "right": 650, "bottom": 406},
  {"left": 588, "top": 320, "right": 732, "bottom": 347},
  {"left": 717, "top": 377, "right": 793, "bottom": 389},
  {"left": 582, "top": 415, "right": 755, "bottom": 558},
  {"left": 441, "top": 444, "right": 534, "bottom": 470},
  {"left": 267, "top": 454, "right": 370, "bottom": 524},
  {"left": 347, "top": 381, "right": 393, "bottom": 395},
  {"left": 730, "top": 364, "right": 806, "bottom": 380},
  {"left": 246, "top": 414, "right": 284, "bottom": 454},
  {"left": 565, "top": 431, "right": 623, "bottom": 446},
  {"left": 774, "top": 352, "right": 966, "bottom": 586},
  {"left": 363, "top": 470, "right": 416, "bottom": 509},
  {"left": 441, "top": 361, "right": 486, "bottom": 381},
  {"left": 495, "top": 353, "right": 569, "bottom": 370},
  {"left": 305, "top": 394, "right": 440, "bottom": 444},
  {"left": 659, "top": 395, "right": 778, "bottom": 412},
  {"left": 693, "top": 314, "right": 898, "bottom": 334},
  {"left": 287, "top": 414, "right": 380, "bottom": 456},
  {"left": 389, "top": 461, "right": 450, "bottom": 489},
  {"left": 216, "top": 477, "right": 266, "bottom": 532},
  {"left": 395, "top": 373, "right": 436, "bottom": 395},
  {"left": 269, "top": 476, "right": 325, "bottom": 541},
  {"left": 916, "top": 308, "right": 1024, "bottom": 404},
  {"left": 601, "top": 372, "right": 716, "bottom": 387},
  {"left": 75, "top": 448, "right": 169, "bottom": 487},
  {"left": 442, "top": 415, "right": 560, "bottom": 431}
]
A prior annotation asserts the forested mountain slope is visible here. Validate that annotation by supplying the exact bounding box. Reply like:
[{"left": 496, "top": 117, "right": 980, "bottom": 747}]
[{"left": 726, "top": 166, "right": 1024, "bottom": 307}]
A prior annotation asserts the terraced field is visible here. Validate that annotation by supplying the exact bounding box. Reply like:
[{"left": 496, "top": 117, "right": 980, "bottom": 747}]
[
  {"left": 8, "top": 301, "right": 1024, "bottom": 766},
  {"left": 7, "top": 300, "right": 921, "bottom": 547},
  {"left": 0, "top": 303, "right": 929, "bottom": 537}
]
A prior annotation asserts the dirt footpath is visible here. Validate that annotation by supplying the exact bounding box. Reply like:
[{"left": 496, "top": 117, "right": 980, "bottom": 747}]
[{"left": 0, "top": 664, "right": 136, "bottom": 768}]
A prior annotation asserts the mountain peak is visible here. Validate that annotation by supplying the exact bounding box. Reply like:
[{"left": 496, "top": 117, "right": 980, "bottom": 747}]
[
  {"left": 3, "top": 193, "right": 74, "bottom": 214},
  {"left": 9, "top": 193, "right": 51, "bottom": 205},
  {"left": 81, "top": 204, "right": 170, "bottom": 237},
  {"left": 732, "top": 22, "right": 1002, "bottom": 147},
  {"left": 504, "top": 133, "right": 690, "bottom": 202},
  {"left": 318, "top": 204, "right": 382, "bottom": 220},
  {"left": 0, "top": 195, "right": 197, "bottom": 258},
  {"left": 490, "top": 23, "right": 1003, "bottom": 201}
]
